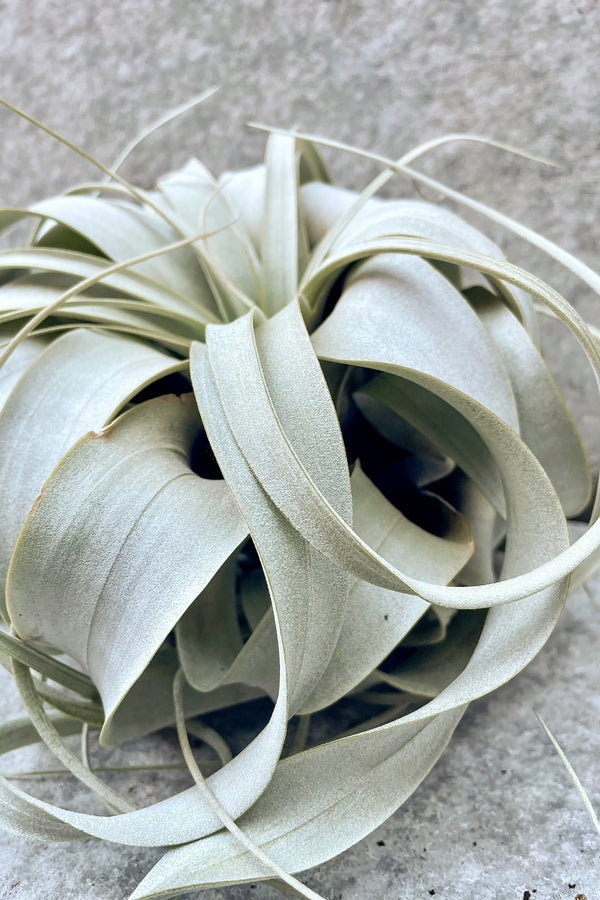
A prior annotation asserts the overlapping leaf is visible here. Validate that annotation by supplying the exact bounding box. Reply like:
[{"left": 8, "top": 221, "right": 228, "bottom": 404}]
[
  {"left": 0, "top": 105, "right": 597, "bottom": 900},
  {"left": 0, "top": 328, "right": 185, "bottom": 618}
]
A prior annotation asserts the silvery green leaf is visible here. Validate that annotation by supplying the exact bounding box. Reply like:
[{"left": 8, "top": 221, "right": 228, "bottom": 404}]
[
  {"left": 219, "top": 164, "right": 266, "bottom": 249},
  {"left": 261, "top": 133, "right": 304, "bottom": 316},
  {"left": 197, "top": 296, "right": 353, "bottom": 710},
  {"left": 7, "top": 394, "right": 247, "bottom": 744},
  {"left": 29, "top": 195, "right": 214, "bottom": 309},
  {"left": 156, "top": 159, "right": 262, "bottom": 317},
  {"left": 201, "top": 267, "right": 567, "bottom": 608},
  {"left": 0, "top": 327, "right": 49, "bottom": 412},
  {"left": 1, "top": 107, "right": 599, "bottom": 900},
  {"left": 299, "top": 182, "right": 537, "bottom": 335},
  {"left": 131, "top": 708, "right": 464, "bottom": 898},
  {"left": 0, "top": 247, "right": 207, "bottom": 318},
  {"left": 354, "top": 373, "right": 506, "bottom": 517},
  {"left": 0, "top": 394, "right": 282, "bottom": 846},
  {"left": 299, "top": 464, "right": 473, "bottom": 714},
  {"left": 0, "top": 328, "right": 185, "bottom": 618},
  {"left": 466, "top": 284, "right": 591, "bottom": 516}
]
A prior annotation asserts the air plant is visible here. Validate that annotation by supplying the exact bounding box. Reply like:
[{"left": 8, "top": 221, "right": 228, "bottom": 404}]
[{"left": 0, "top": 93, "right": 598, "bottom": 899}]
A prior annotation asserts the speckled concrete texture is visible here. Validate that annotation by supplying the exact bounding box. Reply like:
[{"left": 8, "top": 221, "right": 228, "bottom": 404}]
[{"left": 0, "top": 1, "right": 599, "bottom": 898}]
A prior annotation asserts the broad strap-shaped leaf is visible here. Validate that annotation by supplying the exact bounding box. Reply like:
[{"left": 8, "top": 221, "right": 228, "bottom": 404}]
[
  {"left": 376, "top": 608, "right": 487, "bottom": 698},
  {"left": 0, "top": 278, "right": 207, "bottom": 346},
  {"left": 156, "top": 159, "right": 262, "bottom": 316},
  {"left": 29, "top": 195, "right": 216, "bottom": 312},
  {"left": 178, "top": 606, "right": 280, "bottom": 702},
  {"left": 7, "top": 393, "right": 247, "bottom": 742},
  {"left": 202, "top": 283, "right": 567, "bottom": 607},
  {"left": 199, "top": 297, "right": 353, "bottom": 711},
  {"left": 299, "top": 182, "right": 537, "bottom": 335},
  {"left": 191, "top": 344, "right": 327, "bottom": 818},
  {"left": 0, "top": 247, "right": 205, "bottom": 318},
  {"left": 354, "top": 373, "right": 506, "bottom": 517},
  {"left": 296, "top": 137, "right": 331, "bottom": 186},
  {"left": 176, "top": 555, "right": 281, "bottom": 703},
  {"left": 175, "top": 553, "right": 244, "bottom": 693},
  {"left": 0, "top": 392, "right": 285, "bottom": 847},
  {"left": 219, "top": 142, "right": 328, "bottom": 264},
  {"left": 0, "top": 327, "right": 49, "bottom": 412},
  {"left": 444, "top": 474, "right": 499, "bottom": 587},
  {"left": 300, "top": 181, "right": 368, "bottom": 247},
  {"left": 102, "top": 645, "right": 263, "bottom": 746},
  {"left": 130, "top": 708, "right": 464, "bottom": 898},
  {"left": 318, "top": 254, "right": 518, "bottom": 428},
  {"left": 466, "top": 285, "right": 591, "bottom": 516},
  {"left": 261, "top": 133, "right": 307, "bottom": 315},
  {"left": 299, "top": 465, "right": 473, "bottom": 714},
  {"left": 0, "top": 328, "right": 184, "bottom": 617},
  {"left": 178, "top": 461, "right": 472, "bottom": 714},
  {"left": 219, "top": 164, "right": 266, "bottom": 250}
]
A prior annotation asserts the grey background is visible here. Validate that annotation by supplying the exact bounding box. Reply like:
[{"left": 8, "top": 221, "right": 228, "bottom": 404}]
[{"left": 0, "top": 0, "right": 599, "bottom": 897}]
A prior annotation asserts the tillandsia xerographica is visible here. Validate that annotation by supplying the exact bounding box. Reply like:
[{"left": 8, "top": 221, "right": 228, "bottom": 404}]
[{"left": 0, "top": 93, "right": 598, "bottom": 899}]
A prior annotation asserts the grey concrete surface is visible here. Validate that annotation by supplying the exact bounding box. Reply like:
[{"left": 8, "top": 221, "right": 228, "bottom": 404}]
[{"left": 0, "top": 0, "right": 599, "bottom": 898}]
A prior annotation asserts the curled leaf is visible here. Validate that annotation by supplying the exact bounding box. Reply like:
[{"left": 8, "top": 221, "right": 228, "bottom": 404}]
[{"left": 0, "top": 103, "right": 597, "bottom": 899}]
